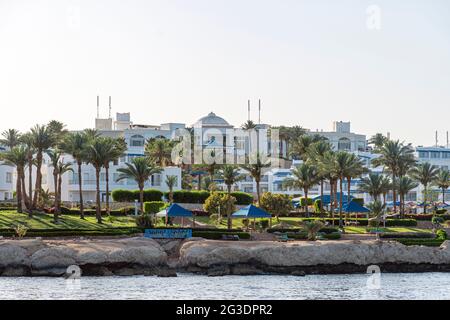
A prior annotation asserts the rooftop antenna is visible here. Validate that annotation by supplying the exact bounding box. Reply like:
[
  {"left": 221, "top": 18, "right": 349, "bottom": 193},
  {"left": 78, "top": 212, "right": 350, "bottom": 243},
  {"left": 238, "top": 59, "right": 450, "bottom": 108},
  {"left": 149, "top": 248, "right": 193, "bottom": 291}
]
[
  {"left": 447, "top": 131, "right": 449, "bottom": 148},
  {"left": 247, "top": 100, "right": 251, "bottom": 121},
  {"left": 387, "top": 132, "right": 391, "bottom": 140},
  {"left": 108, "top": 96, "right": 112, "bottom": 119},
  {"left": 258, "top": 99, "right": 261, "bottom": 124},
  {"left": 96, "top": 95, "right": 100, "bottom": 118},
  {"left": 436, "top": 131, "right": 439, "bottom": 147}
]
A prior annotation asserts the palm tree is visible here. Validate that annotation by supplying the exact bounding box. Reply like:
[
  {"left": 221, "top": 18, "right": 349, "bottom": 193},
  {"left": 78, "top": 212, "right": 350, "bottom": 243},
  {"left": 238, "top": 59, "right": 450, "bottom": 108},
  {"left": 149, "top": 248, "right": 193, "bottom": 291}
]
[
  {"left": 241, "top": 120, "right": 257, "bottom": 130},
  {"left": 333, "top": 151, "right": 354, "bottom": 228},
  {"left": 116, "top": 157, "right": 162, "bottom": 213},
  {"left": 290, "top": 134, "right": 325, "bottom": 161},
  {"left": 103, "top": 137, "right": 127, "bottom": 215},
  {"left": 435, "top": 170, "right": 450, "bottom": 204},
  {"left": 379, "top": 175, "right": 392, "bottom": 206},
  {"left": 145, "top": 138, "right": 173, "bottom": 167},
  {"left": 410, "top": 162, "right": 440, "bottom": 214},
  {"left": 318, "top": 151, "right": 339, "bottom": 215},
  {"left": 372, "top": 140, "right": 415, "bottom": 213},
  {"left": 0, "top": 129, "right": 21, "bottom": 149},
  {"left": 240, "top": 154, "right": 271, "bottom": 206},
  {"left": 283, "top": 163, "right": 318, "bottom": 216},
  {"left": 60, "top": 132, "right": 88, "bottom": 219},
  {"left": 307, "top": 140, "right": 332, "bottom": 211},
  {"left": 84, "top": 137, "right": 113, "bottom": 223},
  {"left": 344, "top": 153, "right": 366, "bottom": 208},
  {"left": 46, "top": 149, "right": 61, "bottom": 208},
  {"left": 31, "top": 124, "right": 53, "bottom": 209},
  {"left": 55, "top": 161, "right": 73, "bottom": 222},
  {"left": 47, "top": 120, "right": 68, "bottom": 147},
  {"left": 369, "top": 133, "right": 388, "bottom": 151},
  {"left": 367, "top": 200, "right": 386, "bottom": 230},
  {"left": 83, "top": 128, "right": 101, "bottom": 140},
  {"left": 0, "top": 146, "right": 27, "bottom": 213},
  {"left": 358, "top": 173, "right": 386, "bottom": 202},
  {"left": 19, "top": 132, "right": 35, "bottom": 210},
  {"left": 165, "top": 175, "right": 178, "bottom": 203},
  {"left": 396, "top": 176, "right": 418, "bottom": 218},
  {"left": 218, "top": 165, "right": 244, "bottom": 194}
]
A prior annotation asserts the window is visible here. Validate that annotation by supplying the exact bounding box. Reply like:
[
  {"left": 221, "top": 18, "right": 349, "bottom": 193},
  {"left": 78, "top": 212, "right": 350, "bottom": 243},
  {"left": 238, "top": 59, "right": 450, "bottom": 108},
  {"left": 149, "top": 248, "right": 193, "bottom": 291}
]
[
  {"left": 130, "top": 135, "right": 145, "bottom": 147},
  {"left": 6, "top": 172, "right": 12, "bottom": 183},
  {"left": 419, "top": 151, "right": 429, "bottom": 158},
  {"left": 152, "top": 174, "right": 161, "bottom": 186},
  {"left": 338, "top": 138, "right": 351, "bottom": 151},
  {"left": 442, "top": 166, "right": 449, "bottom": 171},
  {"left": 430, "top": 151, "right": 440, "bottom": 159},
  {"left": 442, "top": 152, "right": 450, "bottom": 159}
]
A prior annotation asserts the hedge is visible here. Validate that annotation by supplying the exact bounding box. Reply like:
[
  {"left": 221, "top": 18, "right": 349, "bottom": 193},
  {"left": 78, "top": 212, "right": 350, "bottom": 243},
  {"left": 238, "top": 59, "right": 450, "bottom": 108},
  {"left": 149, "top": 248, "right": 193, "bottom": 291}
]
[
  {"left": 170, "top": 190, "right": 253, "bottom": 205},
  {"left": 379, "top": 232, "right": 435, "bottom": 239},
  {"left": 404, "top": 214, "right": 450, "bottom": 221},
  {"left": 111, "top": 189, "right": 164, "bottom": 202},
  {"left": 59, "top": 206, "right": 134, "bottom": 216},
  {"left": 394, "top": 239, "right": 445, "bottom": 247},
  {"left": 0, "top": 227, "right": 141, "bottom": 237},
  {"left": 268, "top": 227, "right": 339, "bottom": 234},
  {"left": 192, "top": 230, "right": 251, "bottom": 240},
  {"left": 144, "top": 201, "right": 168, "bottom": 214},
  {"left": 297, "top": 218, "right": 418, "bottom": 227}
]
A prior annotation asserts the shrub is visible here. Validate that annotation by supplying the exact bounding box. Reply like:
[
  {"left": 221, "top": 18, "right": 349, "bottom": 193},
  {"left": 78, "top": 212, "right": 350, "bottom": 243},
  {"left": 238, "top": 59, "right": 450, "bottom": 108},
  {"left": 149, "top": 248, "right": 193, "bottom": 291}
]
[
  {"left": 259, "top": 192, "right": 293, "bottom": 219},
  {"left": 435, "top": 209, "right": 448, "bottom": 215},
  {"left": 432, "top": 216, "right": 445, "bottom": 225},
  {"left": 395, "top": 239, "right": 445, "bottom": 247},
  {"left": 313, "top": 199, "right": 322, "bottom": 213},
  {"left": 300, "top": 197, "right": 313, "bottom": 207},
  {"left": 228, "top": 192, "right": 253, "bottom": 205},
  {"left": 144, "top": 201, "right": 167, "bottom": 214},
  {"left": 436, "top": 229, "right": 448, "bottom": 240},
  {"left": 379, "top": 232, "right": 435, "bottom": 239},
  {"left": 111, "top": 189, "right": 135, "bottom": 202},
  {"left": 321, "top": 232, "right": 341, "bottom": 240},
  {"left": 111, "top": 189, "right": 163, "bottom": 202},
  {"left": 14, "top": 224, "right": 28, "bottom": 238},
  {"left": 135, "top": 214, "right": 153, "bottom": 228},
  {"left": 302, "top": 220, "right": 324, "bottom": 241},
  {"left": 259, "top": 219, "right": 270, "bottom": 230}
]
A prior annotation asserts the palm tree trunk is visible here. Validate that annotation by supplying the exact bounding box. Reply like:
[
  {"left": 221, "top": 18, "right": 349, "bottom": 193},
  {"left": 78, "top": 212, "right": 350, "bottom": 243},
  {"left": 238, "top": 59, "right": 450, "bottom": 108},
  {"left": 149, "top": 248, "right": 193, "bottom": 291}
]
[
  {"left": 197, "top": 174, "right": 202, "bottom": 190},
  {"left": 256, "top": 180, "right": 261, "bottom": 206},
  {"left": 320, "top": 180, "right": 324, "bottom": 212},
  {"left": 443, "top": 188, "right": 446, "bottom": 205},
  {"left": 227, "top": 184, "right": 232, "bottom": 194},
  {"left": 347, "top": 177, "right": 351, "bottom": 222},
  {"left": 339, "top": 178, "right": 344, "bottom": 228},
  {"left": 392, "top": 174, "right": 397, "bottom": 213},
  {"left": 16, "top": 168, "right": 22, "bottom": 213},
  {"left": 53, "top": 171, "right": 58, "bottom": 208},
  {"left": 77, "top": 162, "right": 84, "bottom": 219},
  {"left": 423, "top": 185, "right": 428, "bottom": 214},
  {"left": 54, "top": 175, "right": 61, "bottom": 223},
  {"left": 329, "top": 179, "right": 334, "bottom": 225},
  {"left": 27, "top": 156, "right": 33, "bottom": 211},
  {"left": 33, "top": 151, "right": 43, "bottom": 209},
  {"left": 105, "top": 165, "right": 110, "bottom": 216},
  {"left": 304, "top": 189, "right": 309, "bottom": 217},
  {"left": 139, "top": 184, "right": 144, "bottom": 213},
  {"left": 95, "top": 167, "right": 102, "bottom": 224},
  {"left": 21, "top": 172, "right": 28, "bottom": 211}
]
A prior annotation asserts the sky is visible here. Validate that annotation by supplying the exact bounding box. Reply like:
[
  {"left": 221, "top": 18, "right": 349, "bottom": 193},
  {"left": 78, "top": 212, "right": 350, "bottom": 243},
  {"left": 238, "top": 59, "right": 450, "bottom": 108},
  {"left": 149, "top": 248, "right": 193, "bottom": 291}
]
[{"left": 0, "top": 0, "right": 449, "bottom": 147}]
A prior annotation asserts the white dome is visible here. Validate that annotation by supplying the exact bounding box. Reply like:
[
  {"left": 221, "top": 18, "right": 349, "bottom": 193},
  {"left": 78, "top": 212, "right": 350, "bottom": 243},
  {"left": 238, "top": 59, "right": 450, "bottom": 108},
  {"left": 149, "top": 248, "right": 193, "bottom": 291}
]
[{"left": 194, "top": 112, "right": 232, "bottom": 127}]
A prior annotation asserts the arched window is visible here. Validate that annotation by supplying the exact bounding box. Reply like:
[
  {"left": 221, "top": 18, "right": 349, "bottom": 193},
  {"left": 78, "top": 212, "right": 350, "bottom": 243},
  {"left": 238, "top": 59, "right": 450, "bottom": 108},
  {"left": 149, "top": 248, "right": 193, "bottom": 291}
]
[
  {"left": 130, "top": 135, "right": 145, "bottom": 147},
  {"left": 338, "top": 137, "right": 351, "bottom": 151}
]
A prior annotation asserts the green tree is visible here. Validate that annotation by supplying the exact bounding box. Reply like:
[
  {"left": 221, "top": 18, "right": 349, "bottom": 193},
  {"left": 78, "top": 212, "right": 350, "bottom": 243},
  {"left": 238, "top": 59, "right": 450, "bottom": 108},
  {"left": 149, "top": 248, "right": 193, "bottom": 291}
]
[
  {"left": 358, "top": 173, "right": 388, "bottom": 202},
  {"left": 372, "top": 140, "right": 415, "bottom": 213},
  {"left": 259, "top": 192, "right": 293, "bottom": 222},
  {"left": 0, "top": 146, "right": 28, "bottom": 213},
  {"left": 46, "top": 149, "right": 61, "bottom": 209},
  {"left": 0, "top": 129, "right": 21, "bottom": 149},
  {"left": 203, "top": 192, "right": 237, "bottom": 230},
  {"left": 54, "top": 161, "right": 73, "bottom": 222},
  {"left": 283, "top": 163, "right": 318, "bottom": 216},
  {"left": 116, "top": 157, "right": 162, "bottom": 214},
  {"left": 409, "top": 162, "right": 440, "bottom": 214},
  {"left": 369, "top": 133, "right": 388, "bottom": 151},
  {"left": 165, "top": 175, "right": 178, "bottom": 203},
  {"left": 396, "top": 176, "right": 418, "bottom": 218},
  {"left": 145, "top": 138, "right": 173, "bottom": 167},
  {"left": 240, "top": 154, "right": 271, "bottom": 206},
  {"left": 60, "top": 132, "right": 88, "bottom": 219},
  {"left": 218, "top": 165, "right": 244, "bottom": 194},
  {"left": 435, "top": 170, "right": 450, "bottom": 204}
]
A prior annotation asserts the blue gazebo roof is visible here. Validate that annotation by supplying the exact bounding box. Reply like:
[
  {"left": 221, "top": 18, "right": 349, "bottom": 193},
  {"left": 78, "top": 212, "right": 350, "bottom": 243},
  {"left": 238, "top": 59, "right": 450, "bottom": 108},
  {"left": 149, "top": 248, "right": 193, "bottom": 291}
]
[
  {"left": 231, "top": 205, "right": 272, "bottom": 219},
  {"left": 342, "top": 200, "right": 370, "bottom": 213},
  {"left": 310, "top": 194, "right": 354, "bottom": 206},
  {"left": 166, "top": 204, "right": 193, "bottom": 217}
]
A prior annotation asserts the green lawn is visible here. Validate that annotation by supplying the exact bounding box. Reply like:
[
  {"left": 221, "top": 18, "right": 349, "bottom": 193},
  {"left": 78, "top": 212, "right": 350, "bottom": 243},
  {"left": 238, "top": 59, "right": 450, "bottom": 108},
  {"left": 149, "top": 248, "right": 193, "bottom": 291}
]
[
  {"left": 343, "top": 226, "right": 432, "bottom": 234},
  {"left": 0, "top": 210, "right": 136, "bottom": 230}
]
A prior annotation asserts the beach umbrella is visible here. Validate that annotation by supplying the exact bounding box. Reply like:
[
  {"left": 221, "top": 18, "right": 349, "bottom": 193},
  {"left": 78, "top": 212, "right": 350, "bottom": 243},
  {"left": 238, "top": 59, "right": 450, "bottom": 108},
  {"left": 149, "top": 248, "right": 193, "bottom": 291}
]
[{"left": 231, "top": 205, "right": 272, "bottom": 230}]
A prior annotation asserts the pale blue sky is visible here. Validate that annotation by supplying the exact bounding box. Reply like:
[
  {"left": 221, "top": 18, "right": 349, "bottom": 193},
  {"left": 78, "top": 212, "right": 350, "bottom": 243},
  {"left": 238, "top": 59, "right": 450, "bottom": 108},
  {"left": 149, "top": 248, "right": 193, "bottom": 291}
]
[{"left": 0, "top": 0, "right": 449, "bottom": 146}]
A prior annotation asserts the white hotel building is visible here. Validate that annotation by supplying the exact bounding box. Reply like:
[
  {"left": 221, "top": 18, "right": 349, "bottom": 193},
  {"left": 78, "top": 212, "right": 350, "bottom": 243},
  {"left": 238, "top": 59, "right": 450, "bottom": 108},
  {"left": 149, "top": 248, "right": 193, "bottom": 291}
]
[{"left": 0, "top": 146, "right": 15, "bottom": 201}]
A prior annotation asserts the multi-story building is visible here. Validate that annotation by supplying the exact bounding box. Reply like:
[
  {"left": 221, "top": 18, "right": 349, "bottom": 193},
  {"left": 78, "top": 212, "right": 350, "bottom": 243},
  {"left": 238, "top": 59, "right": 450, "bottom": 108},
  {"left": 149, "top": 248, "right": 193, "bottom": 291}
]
[
  {"left": 309, "top": 121, "right": 367, "bottom": 152},
  {"left": 0, "top": 146, "right": 14, "bottom": 201}
]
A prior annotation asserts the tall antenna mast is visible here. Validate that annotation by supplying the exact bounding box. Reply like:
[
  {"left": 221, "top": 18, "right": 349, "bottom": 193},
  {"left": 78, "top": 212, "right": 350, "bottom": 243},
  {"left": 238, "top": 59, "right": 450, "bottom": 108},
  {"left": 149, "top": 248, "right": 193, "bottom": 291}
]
[
  {"left": 109, "top": 96, "right": 112, "bottom": 119},
  {"left": 436, "top": 131, "right": 438, "bottom": 147},
  {"left": 247, "top": 100, "right": 251, "bottom": 121},
  {"left": 447, "top": 131, "right": 449, "bottom": 148},
  {"left": 258, "top": 99, "right": 261, "bottom": 124},
  {"left": 97, "top": 95, "right": 100, "bottom": 118}
]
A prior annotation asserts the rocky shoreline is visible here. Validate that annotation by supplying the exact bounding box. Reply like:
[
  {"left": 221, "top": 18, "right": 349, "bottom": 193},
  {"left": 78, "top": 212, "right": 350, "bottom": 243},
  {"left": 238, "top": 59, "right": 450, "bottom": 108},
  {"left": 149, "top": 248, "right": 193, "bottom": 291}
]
[{"left": 1, "top": 238, "right": 450, "bottom": 277}]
